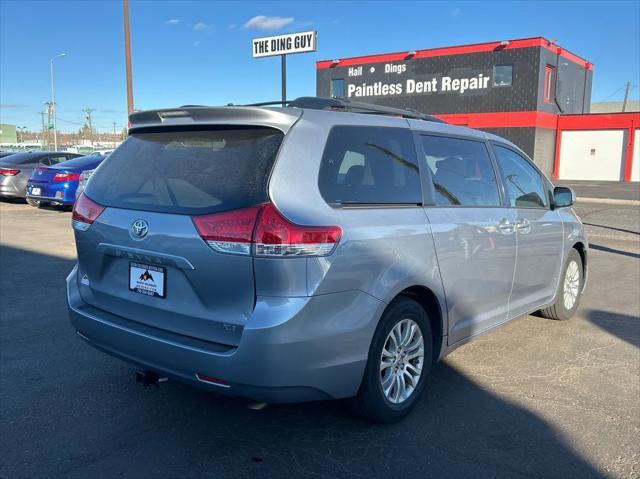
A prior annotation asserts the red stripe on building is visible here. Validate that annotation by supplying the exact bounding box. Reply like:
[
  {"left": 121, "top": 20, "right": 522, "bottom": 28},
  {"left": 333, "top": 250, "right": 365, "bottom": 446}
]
[
  {"left": 435, "top": 111, "right": 559, "bottom": 129},
  {"left": 317, "top": 37, "right": 593, "bottom": 71},
  {"left": 555, "top": 112, "right": 640, "bottom": 130},
  {"left": 623, "top": 127, "right": 636, "bottom": 182}
]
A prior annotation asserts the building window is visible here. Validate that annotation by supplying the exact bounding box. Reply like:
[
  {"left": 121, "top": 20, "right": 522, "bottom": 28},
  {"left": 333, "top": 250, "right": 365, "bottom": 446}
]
[
  {"left": 331, "top": 79, "right": 345, "bottom": 98},
  {"left": 544, "top": 65, "right": 555, "bottom": 103},
  {"left": 493, "top": 65, "right": 513, "bottom": 87}
]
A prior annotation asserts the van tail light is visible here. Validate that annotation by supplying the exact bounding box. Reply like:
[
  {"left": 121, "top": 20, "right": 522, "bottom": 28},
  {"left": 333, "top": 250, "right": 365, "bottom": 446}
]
[
  {"left": 53, "top": 172, "right": 81, "bottom": 182},
  {"left": 253, "top": 203, "right": 342, "bottom": 257},
  {"left": 192, "top": 205, "right": 262, "bottom": 255},
  {"left": 192, "top": 203, "right": 342, "bottom": 257},
  {"left": 72, "top": 193, "right": 105, "bottom": 231},
  {"left": 0, "top": 168, "right": 19, "bottom": 176}
]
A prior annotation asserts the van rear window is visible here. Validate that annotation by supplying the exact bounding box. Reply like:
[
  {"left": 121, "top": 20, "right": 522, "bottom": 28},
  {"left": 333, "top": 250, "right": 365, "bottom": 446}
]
[{"left": 85, "top": 127, "right": 283, "bottom": 215}]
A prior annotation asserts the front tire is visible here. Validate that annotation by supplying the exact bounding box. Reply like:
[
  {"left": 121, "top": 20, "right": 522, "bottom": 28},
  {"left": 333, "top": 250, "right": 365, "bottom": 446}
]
[
  {"left": 538, "top": 249, "right": 583, "bottom": 320},
  {"left": 350, "top": 297, "right": 433, "bottom": 423}
]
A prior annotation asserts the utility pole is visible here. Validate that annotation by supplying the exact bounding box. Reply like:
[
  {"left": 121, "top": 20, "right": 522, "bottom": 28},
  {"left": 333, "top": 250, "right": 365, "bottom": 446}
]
[
  {"left": 123, "top": 0, "right": 135, "bottom": 114},
  {"left": 82, "top": 108, "right": 95, "bottom": 145},
  {"left": 50, "top": 53, "right": 67, "bottom": 150},
  {"left": 112, "top": 122, "right": 117, "bottom": 148},
  {"left": 38, "top": 111, "right": 46, "bottom": 148},
  {"left": 44, "top": 102, "right": 52, "bottom": 150},
  {"left": 622, "top": 81, "right": 631, "bottom": 112}
]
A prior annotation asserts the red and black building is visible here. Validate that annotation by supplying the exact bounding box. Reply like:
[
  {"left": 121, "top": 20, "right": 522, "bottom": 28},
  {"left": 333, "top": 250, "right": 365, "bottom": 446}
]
[{"left": 316, "top": 37, "right": 594, "bottom": 176}]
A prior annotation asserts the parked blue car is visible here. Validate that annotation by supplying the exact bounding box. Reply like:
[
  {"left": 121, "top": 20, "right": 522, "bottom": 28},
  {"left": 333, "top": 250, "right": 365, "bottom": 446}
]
[{"left": 26, "top": 154, "right": 105, "bottom": 207}]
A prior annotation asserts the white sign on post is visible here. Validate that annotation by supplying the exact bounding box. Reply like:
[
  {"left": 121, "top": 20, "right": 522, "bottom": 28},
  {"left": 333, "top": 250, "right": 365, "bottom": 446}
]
[{"left": 252, "top": 31, "right": 317, "bottom": 58}]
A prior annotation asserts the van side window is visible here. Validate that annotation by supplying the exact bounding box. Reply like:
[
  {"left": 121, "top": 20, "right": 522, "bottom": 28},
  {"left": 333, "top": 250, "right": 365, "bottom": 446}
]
[
  {"left": 493, "top": 145, "right": 548, "bottom": 208},
  {"left": 319, "top": 126, "right": 421, "bottom": 205},
  {"left": 420, "top": 135, "right": 500, "bottom": 207}
]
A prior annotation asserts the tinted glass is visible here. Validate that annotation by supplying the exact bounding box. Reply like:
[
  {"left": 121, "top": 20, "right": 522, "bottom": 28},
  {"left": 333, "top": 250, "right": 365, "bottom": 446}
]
[
  {"left": 49, "top": 155, "right": 71, "bottom": 164},
  {"left": 493, "top": 145, "right": 548, "bottom": 208},
  {"left": 0, "top": 153, "right": 43, "bottom": 165},
  {"left": 421, "top": 135, "right": 500, "bottom": 206},
  {"left": 494, "top": 65, "right": 513, "bottom": 87},
  {"left": 86, "top": 127, "right": 283, "bottom": 215},
  {"left": 55, "top": 155, "right": 103, "bottom": 169},
  {"left": 318, "top": 126, "right": 421, "bottom": 204}
]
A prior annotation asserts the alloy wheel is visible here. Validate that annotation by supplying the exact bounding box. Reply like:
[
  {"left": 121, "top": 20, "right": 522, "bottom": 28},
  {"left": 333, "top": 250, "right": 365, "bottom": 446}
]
[
  {"left": 379, "top": 319, "right": 424, "bottom": 404},
  {"left": 563, "top": 260, "right": 580, "bottom": 310}
]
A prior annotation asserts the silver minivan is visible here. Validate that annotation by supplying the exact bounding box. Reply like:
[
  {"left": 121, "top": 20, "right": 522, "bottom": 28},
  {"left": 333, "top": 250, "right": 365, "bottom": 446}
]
[{"left": 67, "top": 97, "right": 588, "bottom": 422}]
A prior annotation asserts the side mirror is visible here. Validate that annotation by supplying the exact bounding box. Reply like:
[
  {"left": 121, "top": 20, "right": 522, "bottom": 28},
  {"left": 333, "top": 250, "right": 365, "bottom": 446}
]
[{"left": 553, "top": 186, "right": 575, "bottom": 208}]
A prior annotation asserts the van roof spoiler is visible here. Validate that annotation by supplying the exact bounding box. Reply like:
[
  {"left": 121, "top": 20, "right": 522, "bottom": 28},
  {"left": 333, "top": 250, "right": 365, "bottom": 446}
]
[{"left": 242, "top": 97, "right": 446, "bottom": 123}]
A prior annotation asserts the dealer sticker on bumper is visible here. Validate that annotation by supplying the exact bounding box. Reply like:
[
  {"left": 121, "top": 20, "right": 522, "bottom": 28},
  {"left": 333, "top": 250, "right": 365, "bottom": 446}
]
[{"left": 129, "top": 262, "right": 166, "bottom": 298}]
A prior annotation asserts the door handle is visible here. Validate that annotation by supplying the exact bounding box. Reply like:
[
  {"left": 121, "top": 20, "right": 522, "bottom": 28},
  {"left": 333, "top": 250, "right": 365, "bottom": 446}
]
[
  {"left": 497, "top": 218, "right": 515, "bottom": 234},
  {"left": 516, "top": 218, "right": 531, "bottom": 234}
]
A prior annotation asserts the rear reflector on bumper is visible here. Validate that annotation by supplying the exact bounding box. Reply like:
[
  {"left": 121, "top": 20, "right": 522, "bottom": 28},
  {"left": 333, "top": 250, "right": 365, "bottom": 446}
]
[
  {"left": 192, "top": 203, "right": 342, "bottom": 257},
  {"left": 195, "top": 373, "right": 230, "bottom": 388}
]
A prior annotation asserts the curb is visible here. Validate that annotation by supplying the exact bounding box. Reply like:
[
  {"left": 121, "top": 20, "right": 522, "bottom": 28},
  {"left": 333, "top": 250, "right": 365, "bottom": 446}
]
[{"left": 576, "top": 197, "right": 640, "bottom": 206}]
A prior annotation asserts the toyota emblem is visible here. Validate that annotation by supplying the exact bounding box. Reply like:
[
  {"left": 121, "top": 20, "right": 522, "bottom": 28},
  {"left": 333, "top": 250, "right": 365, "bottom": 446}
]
[{"left": 131, "top": 219, "right": 149, "bottom": 238}]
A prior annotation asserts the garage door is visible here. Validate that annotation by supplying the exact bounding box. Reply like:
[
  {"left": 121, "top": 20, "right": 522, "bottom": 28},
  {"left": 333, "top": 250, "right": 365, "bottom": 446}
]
[{"left": 558, "top": 130, "right": 625, "bottom": 181}]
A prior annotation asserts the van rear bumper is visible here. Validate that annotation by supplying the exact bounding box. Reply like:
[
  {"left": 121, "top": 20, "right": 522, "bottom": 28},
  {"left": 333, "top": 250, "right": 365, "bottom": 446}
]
[{"left": 67, "top": 266, "right": 384, "bottom": 403}]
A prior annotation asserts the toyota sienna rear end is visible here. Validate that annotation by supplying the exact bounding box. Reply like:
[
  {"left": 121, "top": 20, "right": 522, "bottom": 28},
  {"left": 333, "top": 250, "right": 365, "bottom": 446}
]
[{"left": 67, "top": 105, "right": 379, "bottom": 405}]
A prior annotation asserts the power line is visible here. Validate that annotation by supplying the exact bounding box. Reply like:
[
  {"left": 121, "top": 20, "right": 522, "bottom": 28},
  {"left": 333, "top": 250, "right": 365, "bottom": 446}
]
[
  {"left": 598, "top": 83, "right": 638, "bottom": 102},
  {"left": 56, "top": 117, "right": 85, "bottom": 126}
]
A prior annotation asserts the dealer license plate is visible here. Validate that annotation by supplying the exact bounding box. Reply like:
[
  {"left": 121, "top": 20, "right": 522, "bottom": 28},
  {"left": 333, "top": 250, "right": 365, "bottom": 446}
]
[
  {"left": 129, "top": 262, "right": 166, "bottom": 298},
  {"left": 31, "top": 187, "right": 41, "bottom": 196}
]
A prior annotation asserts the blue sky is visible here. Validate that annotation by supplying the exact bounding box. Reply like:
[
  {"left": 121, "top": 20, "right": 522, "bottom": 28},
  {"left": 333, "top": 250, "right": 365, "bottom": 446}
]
[{"left": 1, "top": 0, "right": 639, "bottom": 132}]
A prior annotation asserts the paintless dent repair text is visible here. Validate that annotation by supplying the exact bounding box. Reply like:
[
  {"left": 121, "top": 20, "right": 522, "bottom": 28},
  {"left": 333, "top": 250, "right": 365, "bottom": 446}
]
[{"left": 347, "top": 65, "right": 490, "bottom": 97}]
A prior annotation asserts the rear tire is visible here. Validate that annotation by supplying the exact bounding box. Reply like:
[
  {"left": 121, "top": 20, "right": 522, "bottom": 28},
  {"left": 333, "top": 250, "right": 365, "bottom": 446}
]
[
  {"left": 349, "top": 297, "right": 433, "bottom": 423},
  {"left": 538, "top": 249, "right": 583, "bottom": 320}
]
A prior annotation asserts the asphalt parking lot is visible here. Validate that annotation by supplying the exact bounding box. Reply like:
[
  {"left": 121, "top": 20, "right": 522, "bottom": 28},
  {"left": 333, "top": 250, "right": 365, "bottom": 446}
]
[{"left": 1, "top": 199, "right": 638, "bottom": 479}]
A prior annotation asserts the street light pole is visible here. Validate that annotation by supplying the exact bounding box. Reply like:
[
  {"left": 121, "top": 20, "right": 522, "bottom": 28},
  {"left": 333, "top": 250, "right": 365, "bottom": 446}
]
[
  {"left": 123, "top": 0, "right": 135, "bottom": 114},
  {"left": 50, "top": 53, "right": 67, "bottom": 151}
]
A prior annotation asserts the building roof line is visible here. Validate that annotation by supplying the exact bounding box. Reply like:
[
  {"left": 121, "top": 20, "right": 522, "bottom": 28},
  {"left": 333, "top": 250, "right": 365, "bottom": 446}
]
[{"left": 316, "top": 36, "right": 593, "bottom": 71}]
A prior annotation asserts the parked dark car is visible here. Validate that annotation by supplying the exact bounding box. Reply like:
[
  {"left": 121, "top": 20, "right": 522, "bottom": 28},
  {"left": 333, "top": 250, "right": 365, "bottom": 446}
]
[
  {"left": 26, "top": 154, "right": 106, "bottom": 207},
  {"left": 0, "top": 151, "right": 81, "bottom": 200}
]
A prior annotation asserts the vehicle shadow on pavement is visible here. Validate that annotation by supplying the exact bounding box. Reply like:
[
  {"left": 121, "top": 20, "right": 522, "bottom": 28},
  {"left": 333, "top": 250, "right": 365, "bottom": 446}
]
[
  {"left": 589, "top": 243, "right": 640, "bottom": 259},
  {"left": 582, "top": 222, "right": 639, "bottom": 236},
  {"left": 0, "top": 244, "right": 603, "bottom": 478},
  {"left": 583, "top": 309, "right": 639, "bottom": 349},
  {"left": 0, "top": 196, "right": 26, "bottom": 204}
]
